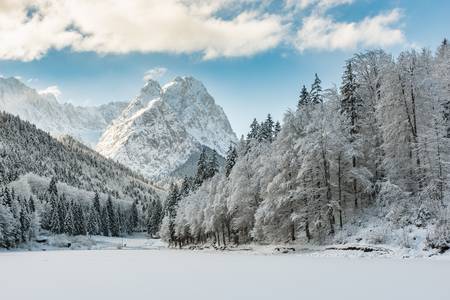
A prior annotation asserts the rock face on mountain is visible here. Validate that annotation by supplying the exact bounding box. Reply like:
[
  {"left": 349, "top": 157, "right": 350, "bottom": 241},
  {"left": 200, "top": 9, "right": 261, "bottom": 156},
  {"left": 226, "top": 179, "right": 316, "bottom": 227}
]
[
  {"left": 0, "top": 77, "right": 127, "bottom": 146},
  {"left": 96, "top": 77, "right": 237, "bottom": 180}
]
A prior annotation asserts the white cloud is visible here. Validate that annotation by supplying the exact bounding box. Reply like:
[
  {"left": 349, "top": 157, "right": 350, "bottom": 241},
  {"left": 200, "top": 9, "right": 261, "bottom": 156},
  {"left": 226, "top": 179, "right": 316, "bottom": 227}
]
[
  {"left": 285, "top": 0, "right": 354, "bottom": 10},
  {"left": 0, "top": 0, "right": 285, "bottom": 61},
  {"left": 143, "top": 67, "right": 168, "bottom": 81},
  {"left": 0, "top": 0, "right": 405, "bottom": 61},
  {"left": 39, "top": 85, "right": 61, "bottom": 98},
  {"left": 294, "top": 9, "right": 405, "bottom": 52}
]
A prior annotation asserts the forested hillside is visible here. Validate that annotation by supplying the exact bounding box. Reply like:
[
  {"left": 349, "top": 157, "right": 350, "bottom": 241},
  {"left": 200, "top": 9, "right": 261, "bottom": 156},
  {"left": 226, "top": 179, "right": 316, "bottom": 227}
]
[
  {"left": 161, "top": 41, "right": 450, "bottom": 252},
  {"left": 0, "top": 112, "right": 163, "bottom": 248},
  {"left": 0, "top": 112, "right": 162, "bottom": 200}
]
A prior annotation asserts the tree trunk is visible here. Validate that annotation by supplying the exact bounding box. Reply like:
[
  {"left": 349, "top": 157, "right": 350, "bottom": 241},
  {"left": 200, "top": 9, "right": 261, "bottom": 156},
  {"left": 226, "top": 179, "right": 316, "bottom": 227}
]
[{"left": 337, "top": 153, "right": 343, "bottom": 229}]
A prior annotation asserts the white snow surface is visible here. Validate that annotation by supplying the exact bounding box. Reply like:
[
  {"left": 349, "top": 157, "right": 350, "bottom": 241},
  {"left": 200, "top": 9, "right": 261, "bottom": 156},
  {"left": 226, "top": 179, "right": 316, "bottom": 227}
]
[
  {"left": 1, "top": 243, "right": 450, "bottom": 300},
  {"left": 96, "top": 77, "right": 237, "bottom": 179},
  {"left": 0, "top": 77, "right": 127, "bottom": 147}
]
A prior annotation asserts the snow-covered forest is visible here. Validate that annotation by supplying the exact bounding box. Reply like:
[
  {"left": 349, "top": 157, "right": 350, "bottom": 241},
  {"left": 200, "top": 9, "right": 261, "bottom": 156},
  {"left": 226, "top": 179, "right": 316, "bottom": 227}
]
[
  {"left": 160, "top": 41, "right": 450, "bottom": 252},
  {"left": 1, "top": 41, "right": 450, "bottom": 252},
  {"left": 0, "top": 113, "right": 163, "bottom": 248}
]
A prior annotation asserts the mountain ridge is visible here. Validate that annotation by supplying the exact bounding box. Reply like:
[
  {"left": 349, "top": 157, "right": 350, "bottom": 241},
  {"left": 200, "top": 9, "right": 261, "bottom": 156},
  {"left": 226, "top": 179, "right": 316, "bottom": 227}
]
[
  {"left": 96, "top": 76, "right": 237, "bottom": 180},
  {"left": 0, "top": 76, "right": 127, "bottom": 147}
]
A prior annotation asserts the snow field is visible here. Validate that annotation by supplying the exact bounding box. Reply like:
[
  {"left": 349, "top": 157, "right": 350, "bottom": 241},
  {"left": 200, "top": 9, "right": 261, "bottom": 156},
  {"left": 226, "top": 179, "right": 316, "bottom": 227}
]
[{"left": 1, "top": 249, "right": 450, "bottom": 300}]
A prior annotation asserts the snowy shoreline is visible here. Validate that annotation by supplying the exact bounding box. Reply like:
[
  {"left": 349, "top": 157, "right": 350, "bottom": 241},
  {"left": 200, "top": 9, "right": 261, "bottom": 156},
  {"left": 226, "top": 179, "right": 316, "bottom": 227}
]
[{"left": 3, "top": 234, "right": 449, "bottom": 261}]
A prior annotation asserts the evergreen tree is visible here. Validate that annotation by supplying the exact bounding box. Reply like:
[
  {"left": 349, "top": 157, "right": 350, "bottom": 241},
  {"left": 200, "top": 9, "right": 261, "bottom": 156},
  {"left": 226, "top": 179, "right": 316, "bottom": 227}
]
[
  {"left": 225, "top": 145, "right": 238, "bottom": 177},
  {"left": 340, "top": 61, "right": 362, "bottom": 134},
  {"left": 310, "top": 73, "right": 323, "bottom": 104},
  {"left": 180, "top": 176, "right": 192, "bottom": 197},
  {"left": 129, "top": 200, "right": 139, "bottom": 231},
  {"left": 206, "top": 150, "right": 219, "bottom": 179},
  {"left": 195, "top": 148, "right": 208, "bottom": 186},
  {"left": 50, "top": 198, "right": 63, "bottom": 234},
  {"left": 341, "top": 60, "right": 365, "bottom": 208},
  {"left": 19, "top": 201, "right": 31, "bottom": 242},
  {"left": 86, "top": 204, "right": 100, "bottom": 236},
  {"left": 3, "top": 187, "right": 12, "bottom": 207},
  {"left": 100, "top": 206, "right": 110, "bottom": 236},
  {"left": 47, "top": 177, "right": 58, "bottom": 198},
  {"left": 116, "top": 206, "right": 125, "bottom": 236},
  {"left": 147, "top": 199, "right": 163, "bottom": 237},
  {"left": 298, "top": 85, "right": 310, "bottom": 109},
  {"left": 260, "top": 114, "right": 274, "bottom": 142},
  {"left": 73, "top": 203, "right": 86, "bottom": 235},
  {"left": 274, "top": 121, "right": 281, "bottom": 137},
  {"left": 247, "top": 118, "right": 260, "bottom": 140},
  {"left": 106, "top": 195, "right": 119, "bottom": 236},
  {"left": 28, "top": 196, "right": 35, "bottom": 213},
  {"left": 63, "top": 201, "right": 75, "bottom": 235},
  {"left": 164, "top": 184, "right": 181, "bottom": 242},
  {"left": 93, "top": 192, "right": 101, "bottom": 215}
]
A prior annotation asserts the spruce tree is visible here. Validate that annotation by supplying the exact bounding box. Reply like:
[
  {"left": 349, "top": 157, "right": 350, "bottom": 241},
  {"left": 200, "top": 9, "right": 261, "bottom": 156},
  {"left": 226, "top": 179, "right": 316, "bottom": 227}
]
[
  {"left": 100, "top": 206, "right": 110, "bottom": 236},
  {"left": 195, "top": 148, "right": 208, "bottom": 186},
  {"left": 129, "top": 200, "right": 139, "bottom": 231},
  {"left": 73, "top": 203, "right": 86, "bottom": 235},
  {"left": 247, "top": 118, "right": 260, "bottom": 140},
  {"left": 28, "top": 196, "right": 35, "bottom": 213},
  {"left": 19, "top": 201, "right": 31, "bottom": 242},
  {"left": 93, "top": 192, "right": 101, "bottom": 215},
  {"left": 87, "top": 205, "right": 100, "bottom": 236},
  {"left": 63, "top": 201, "right": 75, "bottom": 235},
  {"left": 207, "top": 150, "right": 219, "bottom": 179},
  {"left": 274, "top": 121, "right": 281, "bottom": 137},
  {"left": 310, "top": 73, "right": 323, "bottom": 104},
  {"left": 106, "top": 195, "right": 119, "bottom": 237},
  {"left": 180, "top": 176, "right": 192, "bottom": 197},
  {"left": 48, "top": 177, "right": 58, "bottom": 197},
  {"left": 116, "top": 206, "right": 125, "bottom": 236},
  {"left": 147, "top": 199, "right": 164, "bottom": 237},
  {"left": 260, "top": 114, "right": 274, "bottom": 142},
  {"left": 50, "top": 199, "right": 63, "bottom": 234},
  {"left": 165, "top": 184, "right": 180, "bottom": 241},
  {"left": 298, "top": 85, "right": 310, "bottom": 109},
  {"left": 340, "top": 60, "right": 362, "bottom": 135},
  {"left": 225, "top": 145, "right": 238, "bottom": 177}
]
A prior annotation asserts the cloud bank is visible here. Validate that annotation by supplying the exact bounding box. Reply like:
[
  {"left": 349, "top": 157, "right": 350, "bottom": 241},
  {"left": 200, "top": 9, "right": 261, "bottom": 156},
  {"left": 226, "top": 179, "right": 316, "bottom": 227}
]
[{"left": 0, "top": 0, "right": 406, "bottom": 61}]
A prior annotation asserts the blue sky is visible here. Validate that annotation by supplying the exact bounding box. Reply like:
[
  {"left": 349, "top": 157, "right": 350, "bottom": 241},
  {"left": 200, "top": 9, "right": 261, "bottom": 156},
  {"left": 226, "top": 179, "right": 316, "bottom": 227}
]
[{"left": 0, "top": 0, "right": 449, "bottom": 136}]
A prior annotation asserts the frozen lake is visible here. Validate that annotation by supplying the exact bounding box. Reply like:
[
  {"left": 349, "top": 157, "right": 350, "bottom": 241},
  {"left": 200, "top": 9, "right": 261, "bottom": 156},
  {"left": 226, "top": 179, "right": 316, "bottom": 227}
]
[{"left": 1, "top": 249, "right": 450, "bottom": 300}]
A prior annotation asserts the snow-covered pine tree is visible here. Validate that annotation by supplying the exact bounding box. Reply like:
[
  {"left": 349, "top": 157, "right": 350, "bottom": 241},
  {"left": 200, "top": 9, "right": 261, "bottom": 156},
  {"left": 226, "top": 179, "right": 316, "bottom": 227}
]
[
  {"left": 310, "top": 73, "right": 323, "bottom": 105},
  {"left": 73, "top": 203, "right": 86, "bottom": 235},
  {"left": 206, "top": 150, "right": 219, "bottom": 179},
  {"left": 298, "top": 85, "right": 310, "bottom": 109},
  {"left": 340, "top": 60, "right": 364, "bottom": 208},
  {"left": 194, "top": 148, "right": 208, "bottom": 187},
  {"left": 225, "top": 145, "right": 238, "bottom": 178},
  {"left": 106, "top": 195, "right": 119, "bottom": 237},
  {"left": 100, "top": 206, "right": 110, "bottom": 236},
  {"left": 64, "top": 201, "right": 75, "bottom": 236},
  {"left": 86, "top": 204, "right": 100, "bottom": 236},
  {"left": 247, "top": 118, "right": 260, "bottom": 140},
  {"left": 274, "top": 121, "right": 281, "bottom": 137},
  {"left": 129, "top": 200, "right": 139, "bottom": 231}
]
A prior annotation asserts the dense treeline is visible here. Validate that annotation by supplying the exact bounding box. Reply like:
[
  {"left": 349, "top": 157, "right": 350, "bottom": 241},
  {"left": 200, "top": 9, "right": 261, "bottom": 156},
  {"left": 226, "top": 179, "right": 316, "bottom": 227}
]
[
  {"left": 161, "top": 41, "right": 450, "bottom": 250},
  {"left": 0, "top": 187, "right": 38, "bottom": 248},
  {"left": 0, "top": 175, "right": 165, "bottom": 247}
]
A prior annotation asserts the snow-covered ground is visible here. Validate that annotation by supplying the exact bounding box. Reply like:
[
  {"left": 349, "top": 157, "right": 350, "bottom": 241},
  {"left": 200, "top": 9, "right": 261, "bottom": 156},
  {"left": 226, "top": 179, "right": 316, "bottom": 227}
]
[{"left": 1, "top": 247, "right": 450, "bottom": 300}]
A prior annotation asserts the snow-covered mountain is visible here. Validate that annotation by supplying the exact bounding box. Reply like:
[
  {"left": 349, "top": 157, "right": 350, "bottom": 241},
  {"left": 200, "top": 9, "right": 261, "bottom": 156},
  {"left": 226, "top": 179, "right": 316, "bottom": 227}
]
[
  {"left": 96, "top": 76, "right": 237, "bottom": 180},
  {"left": 0, "top": 77, "right": 127, "bottom": 146}
]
